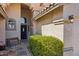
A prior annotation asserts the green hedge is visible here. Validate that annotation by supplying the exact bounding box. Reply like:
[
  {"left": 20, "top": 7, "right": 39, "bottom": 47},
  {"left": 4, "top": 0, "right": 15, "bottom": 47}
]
[{"left": 29, "top": 35, "right": 63, "bottom": 56}]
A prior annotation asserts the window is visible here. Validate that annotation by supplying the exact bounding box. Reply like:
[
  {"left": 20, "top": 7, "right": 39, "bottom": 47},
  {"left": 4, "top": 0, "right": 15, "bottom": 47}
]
[
  {"left": 20, "top": 17, "right": 27, "bottom": 24},
  {"left": 7, "top": 18, "right": 16, "bottom": 30}
]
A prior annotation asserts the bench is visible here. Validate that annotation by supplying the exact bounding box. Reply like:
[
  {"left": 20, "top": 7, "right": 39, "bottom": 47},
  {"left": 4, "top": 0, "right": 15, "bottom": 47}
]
[{"left": 6, "top": 37, "right": 20, "bottom": 47}]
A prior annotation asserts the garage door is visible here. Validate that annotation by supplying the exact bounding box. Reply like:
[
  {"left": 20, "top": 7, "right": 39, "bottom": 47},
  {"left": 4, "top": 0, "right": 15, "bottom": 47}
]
[{"left": 41, "top": 23, "right": 64, "bottom": 41}]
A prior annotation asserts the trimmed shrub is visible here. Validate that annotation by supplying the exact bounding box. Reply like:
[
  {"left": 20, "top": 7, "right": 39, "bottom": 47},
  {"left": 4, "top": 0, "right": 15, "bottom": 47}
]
[{"left": 29, "top": 35, "right": 63, "bottom": 56}]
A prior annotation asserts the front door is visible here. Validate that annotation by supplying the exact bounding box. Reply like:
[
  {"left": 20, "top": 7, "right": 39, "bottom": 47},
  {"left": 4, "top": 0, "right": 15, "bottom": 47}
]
[{"left": 21, "top": 25, "right": 27, "bottom": 40}]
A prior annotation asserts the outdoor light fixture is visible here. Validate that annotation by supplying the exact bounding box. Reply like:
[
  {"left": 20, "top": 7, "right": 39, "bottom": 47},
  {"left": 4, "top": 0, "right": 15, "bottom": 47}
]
[{"left": 68, "top": 15, "right": 74, "bottom": 23}]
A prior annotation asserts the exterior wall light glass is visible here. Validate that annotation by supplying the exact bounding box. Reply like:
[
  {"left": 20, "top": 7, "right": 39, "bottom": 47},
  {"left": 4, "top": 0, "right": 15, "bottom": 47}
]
[{"left": 68, "top": 15, "right": 74, "bottom": 23}]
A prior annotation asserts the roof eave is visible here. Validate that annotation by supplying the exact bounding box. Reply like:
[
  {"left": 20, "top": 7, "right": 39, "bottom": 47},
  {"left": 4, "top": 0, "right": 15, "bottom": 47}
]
[{"left": 33, "top": 4, "right": 61, "bottom": 21}]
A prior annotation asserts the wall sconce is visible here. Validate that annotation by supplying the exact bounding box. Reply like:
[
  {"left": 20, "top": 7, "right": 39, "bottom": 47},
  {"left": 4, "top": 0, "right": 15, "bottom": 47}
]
[{"left": 68, "top": 15, "right": 74, "bottom": 23}]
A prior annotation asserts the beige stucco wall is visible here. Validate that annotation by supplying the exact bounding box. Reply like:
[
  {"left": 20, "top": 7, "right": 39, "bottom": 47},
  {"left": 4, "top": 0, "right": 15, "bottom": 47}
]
[
  {"left": 5, "top": 4, "right": 21, "bottom": 40},
  {"left": 72, "top": 20, "right": 79, "bottom": 55},
  {"left": 63, "top": 3, "right": 79, "bottom": 55},
  {"left": 0, "top": 16, "right": 5, "bottom": 45},
  {"left": 21, "top": 4, "right": 32, "bottom": 20}
]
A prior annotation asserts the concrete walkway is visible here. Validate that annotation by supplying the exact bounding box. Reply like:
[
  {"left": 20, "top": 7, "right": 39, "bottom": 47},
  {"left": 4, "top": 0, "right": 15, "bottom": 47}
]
[
  {"left": 0, "top": 41, "right": 32, "bottom": 56},
  {"left": 8, "top": 42, "right": 32, "bottom": 56}
]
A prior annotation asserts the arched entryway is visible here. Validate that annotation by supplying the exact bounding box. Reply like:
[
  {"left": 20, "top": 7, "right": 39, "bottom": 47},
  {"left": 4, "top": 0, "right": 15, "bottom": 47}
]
[{"left": 20, "top": 17, "right": 29, "bottom": 42}]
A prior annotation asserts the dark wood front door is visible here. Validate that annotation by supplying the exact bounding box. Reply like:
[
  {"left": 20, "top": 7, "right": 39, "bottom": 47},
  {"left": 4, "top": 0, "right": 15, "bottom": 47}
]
[{"left": 21, "top": 25, "right": 27, "bottom": 40}]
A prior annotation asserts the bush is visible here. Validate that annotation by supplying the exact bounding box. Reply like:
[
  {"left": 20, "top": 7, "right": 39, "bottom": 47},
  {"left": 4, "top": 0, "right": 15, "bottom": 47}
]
[{"left": 29, "top": 35, "right": 63, "bottom": 56}]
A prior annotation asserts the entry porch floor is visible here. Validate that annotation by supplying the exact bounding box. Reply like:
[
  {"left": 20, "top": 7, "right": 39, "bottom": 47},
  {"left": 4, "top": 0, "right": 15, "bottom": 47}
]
[{"left": 0, "top": 42, "right": 32, "bottom": 56}]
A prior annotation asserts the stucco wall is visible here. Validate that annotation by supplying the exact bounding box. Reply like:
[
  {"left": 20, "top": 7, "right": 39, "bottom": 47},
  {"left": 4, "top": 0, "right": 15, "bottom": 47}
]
[
  {"left": 63, "top": 4, "right": 79, "bottom": 55},
  {"left": 71, "top": 20, "right": 79, "bottom": 55},
  {"left": 5, "top": 4, "right": 21, "bottom": 39},
  {"left": 21, "top": 4, "right": 32, "bottom": 20},
  {"left": 0, "top": 17, "right": 5, "bottom": 45}
]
